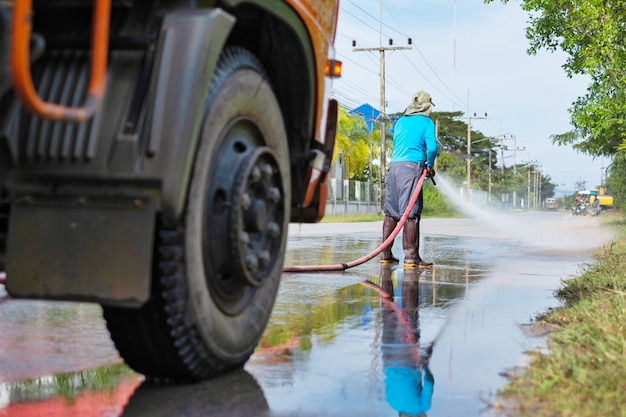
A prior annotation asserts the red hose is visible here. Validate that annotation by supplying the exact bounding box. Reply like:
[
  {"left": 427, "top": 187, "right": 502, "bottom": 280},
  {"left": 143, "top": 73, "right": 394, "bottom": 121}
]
[
  {"left": 360, "top": 280, "right": 421, "bottom": 362},
  {"left": 283, "top": 170, "right": 428, "bottom": 272}
]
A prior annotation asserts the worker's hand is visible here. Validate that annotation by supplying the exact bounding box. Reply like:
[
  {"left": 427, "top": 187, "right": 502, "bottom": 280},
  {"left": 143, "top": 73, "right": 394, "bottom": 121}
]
[{"left": 425, "top": 166, "right": 436, "bottom": 185}]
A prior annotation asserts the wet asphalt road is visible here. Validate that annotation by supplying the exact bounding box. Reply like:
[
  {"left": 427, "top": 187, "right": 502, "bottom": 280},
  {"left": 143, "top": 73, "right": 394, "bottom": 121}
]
[{"left": 0, "top": 211, "right": 613, "bottom": 417}]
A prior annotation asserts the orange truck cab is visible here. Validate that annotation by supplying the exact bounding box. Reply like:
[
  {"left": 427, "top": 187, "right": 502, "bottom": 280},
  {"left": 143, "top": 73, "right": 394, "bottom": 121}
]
[{"left": 0, "top": 0, "right": 340, "bottom": 381}]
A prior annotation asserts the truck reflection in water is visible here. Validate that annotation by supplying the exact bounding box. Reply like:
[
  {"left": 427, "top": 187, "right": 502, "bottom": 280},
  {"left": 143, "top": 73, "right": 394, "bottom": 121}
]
[
  {"left": 0, "top": 364, "right": 141, "bottom": 417},
  {"left": 0, "top": 364, "right": 269, "bottom": 417}
]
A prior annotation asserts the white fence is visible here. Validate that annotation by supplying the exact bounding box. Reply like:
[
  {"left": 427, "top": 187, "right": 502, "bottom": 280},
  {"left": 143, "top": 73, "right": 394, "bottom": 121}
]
[{"left": 325, "top": 178, "right": 381, "bottom": 215}]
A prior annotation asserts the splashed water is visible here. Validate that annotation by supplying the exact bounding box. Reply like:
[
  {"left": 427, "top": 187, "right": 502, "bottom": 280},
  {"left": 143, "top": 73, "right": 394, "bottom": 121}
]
[
  {"left": 432, "top": 174, "right": 613, "bottom": 252},
  {"left": 434, "top": 174, "right": 497, "bottom": 221}
]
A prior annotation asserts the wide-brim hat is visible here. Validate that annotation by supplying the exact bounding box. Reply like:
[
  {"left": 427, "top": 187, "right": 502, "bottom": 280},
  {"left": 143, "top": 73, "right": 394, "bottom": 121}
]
[
  {"left": 404, "top": 91, "right": 434, "bottom": 116},
  {"left": 412, "top": 91, "right": 435, "bottom": 107}
]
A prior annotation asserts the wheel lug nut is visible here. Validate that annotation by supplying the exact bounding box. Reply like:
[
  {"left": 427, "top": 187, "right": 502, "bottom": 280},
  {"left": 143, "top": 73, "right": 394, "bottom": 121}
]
[
  {"left": 268, "top": 187, "right": 281, "bottom": 203},
  {"left": 240, "top": 231, "right": 250, "bottom": 245},
  {"left": 258, "top": 250, "right": 271, "bottom": 267},
  {"left": 245, "top": 254, "right": 258, "bottom": 272},
  {"left": 241, "top": 193, "right": 251, "bottom": 210},
  {"left": 267, "top": 222, "right": 280, "bottom": 238},
  {"left": 251, "top": 166, "right": 261, "bottom": 182},
  {"left": 262, "top": 163, "right": 274, "bottom": 178}
]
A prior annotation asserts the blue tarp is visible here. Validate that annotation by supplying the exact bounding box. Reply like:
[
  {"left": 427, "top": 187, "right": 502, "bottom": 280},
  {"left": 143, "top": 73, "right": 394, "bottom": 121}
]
[
  {"left": 350, "top": 103, "right": 400, "bottom": 135},
  {"left": 349, "top": 103, "right": 379, "bottom": 134}
]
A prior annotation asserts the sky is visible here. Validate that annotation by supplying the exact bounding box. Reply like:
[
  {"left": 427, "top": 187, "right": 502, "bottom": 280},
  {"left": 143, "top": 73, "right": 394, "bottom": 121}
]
[{"left": 330, "top": 0, "right": 609, "bottom": 196}]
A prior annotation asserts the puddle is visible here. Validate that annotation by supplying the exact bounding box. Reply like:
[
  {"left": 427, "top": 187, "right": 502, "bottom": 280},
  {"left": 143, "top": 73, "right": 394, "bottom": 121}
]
[
  {"left": 246, "top": 216, "right": 602, "bottom": 417},
  {"left": 0, "top": 300, "right": 120, "bottom": 384}
]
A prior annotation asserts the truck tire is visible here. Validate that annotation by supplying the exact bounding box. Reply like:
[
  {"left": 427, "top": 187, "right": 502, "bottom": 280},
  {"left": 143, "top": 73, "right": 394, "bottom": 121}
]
[{"left": 103, "top": 47, "right": 290, "bottom": 381}]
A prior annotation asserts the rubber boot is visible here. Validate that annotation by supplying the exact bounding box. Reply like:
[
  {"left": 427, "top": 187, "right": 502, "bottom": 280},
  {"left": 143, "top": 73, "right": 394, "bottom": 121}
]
[
  {"left": 403, "top": 219, "right": 433, "bottom": 268},
  {"left": 380, "top": 216, "right": 399, "bottom": 264},
  {"left": 379, "top": 264, "right": 394, "bottom": 298}
]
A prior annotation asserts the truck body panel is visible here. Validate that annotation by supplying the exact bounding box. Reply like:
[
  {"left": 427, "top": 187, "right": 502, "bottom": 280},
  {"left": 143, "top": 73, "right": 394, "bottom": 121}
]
[{"left": 0, "top": 0, "right": 341, "bottom": 380}]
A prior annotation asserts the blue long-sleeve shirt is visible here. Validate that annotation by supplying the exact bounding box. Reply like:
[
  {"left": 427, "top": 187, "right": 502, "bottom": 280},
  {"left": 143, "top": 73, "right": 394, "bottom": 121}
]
[
  {"left": 390, "top": 114, "right": 438, "bottom": 167},
  {"left": 385, "top": 366, "right": 434, "bottom": 415}
]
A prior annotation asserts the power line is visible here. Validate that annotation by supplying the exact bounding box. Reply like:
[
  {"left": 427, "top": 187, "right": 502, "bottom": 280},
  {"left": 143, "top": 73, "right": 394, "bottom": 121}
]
[
  {"left": 338, "top": 2, "right": 517, "bottom": 140},
  {"left": 339, "top": 6, "right": 394, "bottom": 40}
]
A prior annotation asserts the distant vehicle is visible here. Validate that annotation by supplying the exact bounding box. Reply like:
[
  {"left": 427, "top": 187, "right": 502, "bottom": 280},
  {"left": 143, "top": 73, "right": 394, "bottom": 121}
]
[
  {"left": 579, "top": 190, "right": 613, "bottom": 210},
  {"left": 589, "top": 192, "right": 613, "bottom": 209},
  {"left": 545, "top": 197, "right": 558, "bottom": 211},
  {"left": 572, "top": 201, "right": 587, "bottom": 216}
]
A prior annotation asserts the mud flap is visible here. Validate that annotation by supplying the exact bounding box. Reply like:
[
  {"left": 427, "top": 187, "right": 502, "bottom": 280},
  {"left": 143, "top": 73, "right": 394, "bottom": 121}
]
[
  {"left": 6, "top": 197, "right": 154, "bottom": 307},
  {"left": 293, "top": 98, "right": 338, "bottom": 222}
]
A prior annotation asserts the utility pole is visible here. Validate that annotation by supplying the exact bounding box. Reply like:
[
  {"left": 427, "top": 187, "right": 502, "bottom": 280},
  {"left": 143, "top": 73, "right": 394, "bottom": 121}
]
[
  {"left": 513, "top": 135, "right": 518, "bottom": 173},
  {"left": 527, "top": 166, "right": 531, "bottom": 209},
  {"left": 500, "top": 138, "right": 505, "bottom": 175},
  {"left": 488, "top": 150, "right": 492, "bottom": 203},
  {"left": 466, "top": 112, "right": 487, "bottom": 200},
  {"left": 533, "top": 170, "right": 537, "bottom": 208},
  {"left": 511, "top": 135, "right": 526, "bottom": 174},
  {"left": 353, "top": 39, "right": 412, "bottom": 210}
]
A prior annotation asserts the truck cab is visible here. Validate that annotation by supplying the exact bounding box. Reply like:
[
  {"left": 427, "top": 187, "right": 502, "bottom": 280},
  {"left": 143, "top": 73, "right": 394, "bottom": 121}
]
[{"left": 0, "top": 0, "right": 340, "bottom": 381}]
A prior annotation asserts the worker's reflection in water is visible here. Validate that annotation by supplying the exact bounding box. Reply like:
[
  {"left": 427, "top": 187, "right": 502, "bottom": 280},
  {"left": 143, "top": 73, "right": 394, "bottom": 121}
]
[{"left": 378, "top": 265, "right": 434, "bottom": 417}]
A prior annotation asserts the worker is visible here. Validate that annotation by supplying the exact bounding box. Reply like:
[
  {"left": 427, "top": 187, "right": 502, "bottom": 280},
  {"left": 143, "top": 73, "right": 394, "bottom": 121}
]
[
  {"left": 592, "top": 196, "right": 600, "bottom": 215},
  {"left": 380, "top": 91, "right": 438, "bottom": 268}
]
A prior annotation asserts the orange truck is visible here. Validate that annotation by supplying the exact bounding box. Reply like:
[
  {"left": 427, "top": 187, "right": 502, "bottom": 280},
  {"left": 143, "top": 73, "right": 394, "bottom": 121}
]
[{"left": 0, "top": 0, "right": 340, "bottom": 381}]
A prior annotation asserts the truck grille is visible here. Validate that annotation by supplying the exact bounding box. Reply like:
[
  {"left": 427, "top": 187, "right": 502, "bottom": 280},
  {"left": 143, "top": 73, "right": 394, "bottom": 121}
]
[{"left": 20, "top": 50, "right": 98, "bottom": 163}]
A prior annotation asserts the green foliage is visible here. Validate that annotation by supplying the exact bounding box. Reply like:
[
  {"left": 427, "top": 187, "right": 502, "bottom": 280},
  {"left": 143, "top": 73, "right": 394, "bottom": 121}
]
[
  {"left": 421, "top": 182, "right": 462, "bottom": 217},
  {"left": 336, "top": 107, "right": 557, "bottom": 202},
  {"left": 431, "top": 111, "right": 498, "bottom": 184},
  {"left": 6, "top": 363, "right": 135, "bottom": 401},
  {"left": 435, "top": 151, "right": 466, "bottom": 180},
  {"left": 605, "top": 153, "right": 626, "bottom": 208},
  {"left": 335, "top": 107, "right": 379, "bottom": 182},
  {"left": 431, "top": 111, "right": 556, "bottom": 200},
  {"left": 320, "top": 213, "right": 384, "bottom": 223}
]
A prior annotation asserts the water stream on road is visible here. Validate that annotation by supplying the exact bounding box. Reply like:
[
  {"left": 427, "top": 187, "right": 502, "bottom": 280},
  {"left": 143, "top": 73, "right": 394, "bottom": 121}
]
[{"left": 434, "top": 174, "right": 612, "bottom": 252}]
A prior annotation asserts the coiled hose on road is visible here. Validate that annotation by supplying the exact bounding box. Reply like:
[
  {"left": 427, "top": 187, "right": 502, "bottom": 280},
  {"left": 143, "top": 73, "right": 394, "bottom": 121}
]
[{"left": 283, "top": 170, "right": 432, "bottom": 273}]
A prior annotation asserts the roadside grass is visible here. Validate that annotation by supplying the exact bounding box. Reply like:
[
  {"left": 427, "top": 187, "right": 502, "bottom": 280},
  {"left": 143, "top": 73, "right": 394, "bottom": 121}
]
[
  {"left": 320, "top": 213, "right": 384, "bottom": 223},
  {"left": 319, "top": 206, "right": 461, "bottom": 223},
  {"left": 496, "top": 213, "right": 626, "bottom": 417}
]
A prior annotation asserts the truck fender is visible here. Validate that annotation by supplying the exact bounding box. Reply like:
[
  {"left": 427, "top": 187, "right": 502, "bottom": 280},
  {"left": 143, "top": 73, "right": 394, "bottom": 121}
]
[{"left": 141, "top": 9, "right": 235, "bottom": 219}]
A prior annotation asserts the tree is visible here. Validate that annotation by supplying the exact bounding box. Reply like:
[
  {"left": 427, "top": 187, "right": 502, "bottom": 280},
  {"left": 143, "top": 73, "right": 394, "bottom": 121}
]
[
  {"left": 428, "top": 111, "right": 498, "bottom": 189},
  {"left": 335, "top": 107, "right": 378, "bottom": 182},
  {"left": 336, "top": 106, "right": 561, "bottom": 206},
  {"left": 605, "top": 153, "right": 626, "bottom": 208},
  {"left": 486, "top": 0, "right": 626, "bottom": 157}
]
